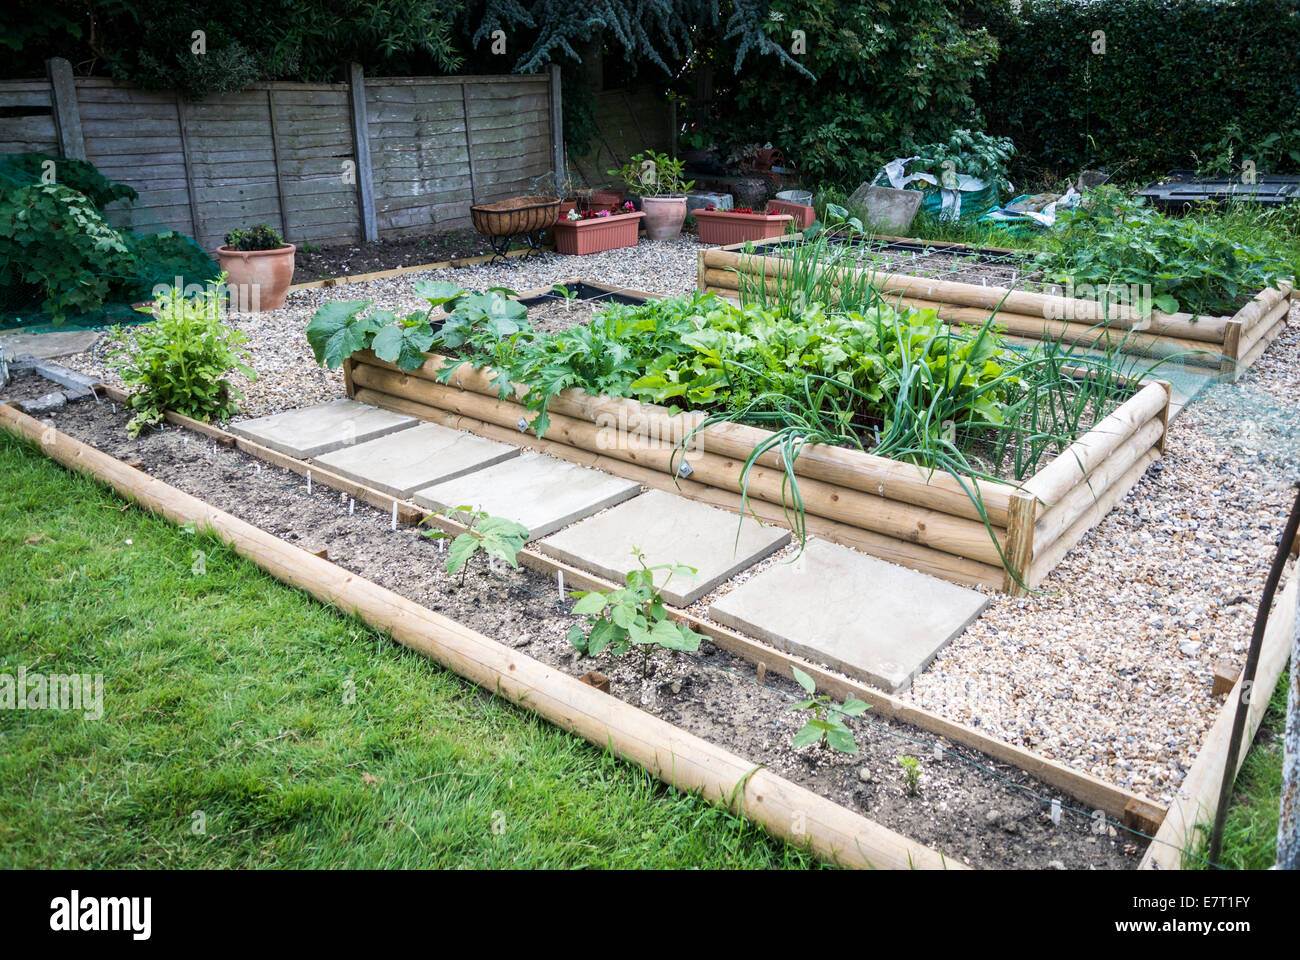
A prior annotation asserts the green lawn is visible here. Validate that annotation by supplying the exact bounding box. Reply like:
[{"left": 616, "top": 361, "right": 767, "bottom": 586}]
[
  {"left": 1190, "top": 675, "right": 1291, "bottom": 870},
  {"left": 0, "top": 432, "right": 813, "bottom": 869}
]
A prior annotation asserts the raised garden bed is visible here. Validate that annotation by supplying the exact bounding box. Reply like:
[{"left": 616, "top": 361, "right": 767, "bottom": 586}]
[
  {"left": 699, "top": 235, "right": 1296, "bottom": 380},
  {"left": 3, "top": 377, "right": 1163, "bottom": 869},
  {"left": 337, "top": 282, "right": 1173, "bottom": 595}
]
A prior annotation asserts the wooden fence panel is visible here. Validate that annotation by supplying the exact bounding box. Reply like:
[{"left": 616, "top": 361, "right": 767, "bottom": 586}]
[{"left": 0, "top": 62, "right": 568, "bottom": 251}]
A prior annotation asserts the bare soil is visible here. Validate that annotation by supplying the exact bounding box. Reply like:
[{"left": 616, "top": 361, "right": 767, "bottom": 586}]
[
  {"left": 13, "top": 371, "right": 1149, "bottom": 870},
  {"left": 292, "top": 230, "right": 495, "bottom": 284}
]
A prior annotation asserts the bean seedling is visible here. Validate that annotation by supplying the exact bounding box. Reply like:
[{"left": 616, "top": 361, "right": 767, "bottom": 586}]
[
  {"left": 788, "top": 666, "right": 870, "bottom": 754},
  {"left": 421, "top": 506, "right": 528, "bottom": 586},
  {"left": 567, "top": 548, "right": 706, "bottom": 677}
]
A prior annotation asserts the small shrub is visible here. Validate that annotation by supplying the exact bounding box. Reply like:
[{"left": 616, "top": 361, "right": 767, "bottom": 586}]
[
  {"left": 106, "top": 283, "right": 255, "bottom": 436},
  {"left": 0, "top": 183, "right": 136, "bottom": 320},
  {"left": 224, "top": 224, "right": 286, "bottom": 251}
]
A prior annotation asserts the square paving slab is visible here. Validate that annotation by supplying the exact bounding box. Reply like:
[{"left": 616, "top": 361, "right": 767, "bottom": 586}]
[
  {"left": 537, "top": 490, "right": 790, "bottom": 605},
  {"left": 229, "top": 399, "right": 416, "bottom": 459},
  {"left": 709, "top": 538, "right": 989, "bottom": 693},
  {"left": 312, "top": 422, "right": 521, "bottom": 498},
  {"left": 412, "top": 452, "right": 642, "bottom": 540}
]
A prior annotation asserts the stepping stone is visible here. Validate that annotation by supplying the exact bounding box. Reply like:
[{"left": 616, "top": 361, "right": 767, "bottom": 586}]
[
  {"left": 313, "top": 422, "right": 521, "bottom": 498},
  {"left": 229, "top": 399, "right": 416, "bottom": 459},
  {"left": 538, "top": 489, "right": 790, "bottom": 605},
  {"left": 709, "top": 538, "right": 989, "bottom": 693},
  {"left": 412, "top": 452, "right": 641, "bottom": 540},
  {"left": 0, "top": 329, "right": 100, "bottom": 362}
]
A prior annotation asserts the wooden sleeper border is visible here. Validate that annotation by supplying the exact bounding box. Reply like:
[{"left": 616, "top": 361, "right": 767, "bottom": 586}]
[{"left": 11, "top": 390, "right": 1281, "bottom": 869}]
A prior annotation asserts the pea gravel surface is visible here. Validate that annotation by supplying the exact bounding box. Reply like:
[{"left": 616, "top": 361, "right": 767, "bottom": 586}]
[{"left": 56, "top": 241, "right": 1300, "bottom": 807}]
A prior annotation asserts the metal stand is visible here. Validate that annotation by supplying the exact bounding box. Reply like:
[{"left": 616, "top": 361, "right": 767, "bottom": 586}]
[{"left": 485, "top": 230, "right": 550, "bottom": 265}]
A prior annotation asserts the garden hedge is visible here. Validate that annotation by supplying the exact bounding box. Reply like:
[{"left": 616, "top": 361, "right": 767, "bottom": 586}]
[{"left": 980, "top": 0, "right": 1300, "bottom": 183}]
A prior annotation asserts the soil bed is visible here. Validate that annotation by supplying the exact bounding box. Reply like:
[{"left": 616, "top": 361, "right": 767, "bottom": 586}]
[
  {"left": 18, "top": 372, "right": 1146, "bottom": 869},
  {"left": 292, "top": 230, "right": 495, "bottom": 284}
]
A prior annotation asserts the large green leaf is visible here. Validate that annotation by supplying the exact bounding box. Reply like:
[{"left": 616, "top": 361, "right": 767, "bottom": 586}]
[{"left": 305, "top": 300, "right": 371, "bottom": 368}]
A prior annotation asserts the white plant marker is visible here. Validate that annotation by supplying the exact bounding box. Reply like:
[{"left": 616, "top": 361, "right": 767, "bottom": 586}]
[
  {"left": 438, "top": 537, "right": 445, "bottom": 554},
  {"left": 1050, "top": 799, "right": 1062, "bottom": 826},
  {"left": 348, "top": 498, "right": 355, "bottom": 516},
  {"left": 557, "top": 569, "right": 564, "bottom": 602},
  {"left": 391, "top": 501, "right": 398, "bottom": 532},
  {"left": 933, "top": 743, "right": 944, "bottom": 761},
  {"left": 306, "top": 470, "right": 312, "bottom": 495}
]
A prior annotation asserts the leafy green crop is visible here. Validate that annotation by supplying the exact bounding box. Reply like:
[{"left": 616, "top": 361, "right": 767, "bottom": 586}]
[
  {"left": 1040, "top": 186, "right": 1295, "bottom": 316},
  {"left": 305, "top": 281, "right": 524, "bottom": 374},
  {"left": 106, "top": 282, "right": 256, "bottom": 436},
  {"left": 566, "top": 549, "right": 706, "bottom": 677}
]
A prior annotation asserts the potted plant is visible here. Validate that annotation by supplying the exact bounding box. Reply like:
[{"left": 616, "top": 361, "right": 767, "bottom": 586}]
[
  {"left": 608, "top": 150, "right": 695, "bottom": 241},
  {"left": 693, "top": 205, "right": 794, "bottom": 245},
  {"left": 551, "top": 201, "right": 645, "bottom": 255},
  {"left": 216, "top": 224, "right": 295, "bottom": 311}
]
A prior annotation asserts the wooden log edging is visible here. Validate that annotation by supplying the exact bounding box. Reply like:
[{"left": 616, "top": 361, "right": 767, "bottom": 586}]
[
  {"left": 703, "top": 240, "right": 1294, "bottom": 376},
  {"left": 1140, "top": 576, "right": 1298, "bottom": 870},
  {"left": 69, "top": 389, "right": 1163, "bottom": 827},
  {"left": 0, "top": 401, "right": 962, "bottom": 871},
  {"left": 344, "top": 349, "right": 1171, "bottom": 593}
]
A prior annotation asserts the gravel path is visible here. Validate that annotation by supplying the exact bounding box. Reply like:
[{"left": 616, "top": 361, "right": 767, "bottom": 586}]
[
  {"left": 65, "top": 238, "right": 703, "bottom": 419},
  {"left": 909, "top": 305, "right": 1300, "bottom": 804},
  {"left": 60, "top": 241, "right": 1299, "bottom": 806}
]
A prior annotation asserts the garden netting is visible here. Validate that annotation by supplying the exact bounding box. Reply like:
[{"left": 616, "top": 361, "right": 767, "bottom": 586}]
[{"left": 0, "top": 153, "right": 219, "bottom": 333}]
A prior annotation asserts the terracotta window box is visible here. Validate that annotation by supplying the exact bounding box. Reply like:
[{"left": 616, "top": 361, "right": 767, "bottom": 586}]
[
  {"left": 552, "top": 211, "right": 645, "bottom": 255},
  {"left": 694, "top": 209, "right": 794, "bottom": 245},
  {"left": 766, "top": 198, "right": 817, "bottom": 229}
]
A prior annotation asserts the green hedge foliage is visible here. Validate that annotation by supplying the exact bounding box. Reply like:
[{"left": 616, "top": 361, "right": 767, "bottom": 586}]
[{"left": 981, "top": 0, "right": 1300, "bottom": 183}]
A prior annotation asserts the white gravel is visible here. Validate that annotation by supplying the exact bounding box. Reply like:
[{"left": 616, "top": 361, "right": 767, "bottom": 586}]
[
  {"left": 65, "top": 238, "right": 703, "bottom": 419},
  {"left": 909, "top": 302, "right": 1300, "bottom": 804},
  {"left": 61, "top": 240, "right": 1299, "bottom": 806}
]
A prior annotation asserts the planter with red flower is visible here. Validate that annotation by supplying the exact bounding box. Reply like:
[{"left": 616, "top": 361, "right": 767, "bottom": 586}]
[
  {"left": 693, "top": 205, "right": 795, "bottom": 245},
  {"left": 552, "top": 202, "right": 645, "bottom": 255}
]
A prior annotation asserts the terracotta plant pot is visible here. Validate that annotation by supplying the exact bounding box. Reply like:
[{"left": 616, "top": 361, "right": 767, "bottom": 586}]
[
  {"left": 693, "top": 210, "right": 794, "bottom": 245},
  {"left": 766, "top": 198, "right": 816, "bottom": 229},
  {"left": 215, "top": 243, "right": 296, "bottom": 311},
  {"left": 552, "top": 211, "right": 645, "bottom": 255},
  {"left": 640, "top": 196, "right": 688, "bottom": 240}
]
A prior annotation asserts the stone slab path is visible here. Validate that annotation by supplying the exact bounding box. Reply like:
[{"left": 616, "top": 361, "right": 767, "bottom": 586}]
[
  {"left": 413, "top": 451, "right": 641, "bottom": 540},
  {"left": 232, "top": 399, "right": 991, "bottom": 691},
  {"left": 709, "top": 538, "right": 990, "bottom": 693},
  {"left": 314, "top": 421, "right": 520, "bottom": 497},
  {"left": 538, "top": 489, "right": 790, "bottom": 605},
  {"left": 230, "top": 399, "right": 416, "bottom": 459}
]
